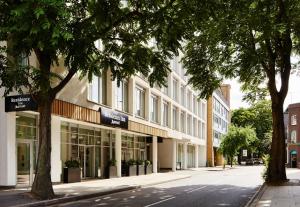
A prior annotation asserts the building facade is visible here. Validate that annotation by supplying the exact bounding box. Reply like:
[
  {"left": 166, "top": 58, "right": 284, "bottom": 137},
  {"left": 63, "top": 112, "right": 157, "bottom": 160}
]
[
  {"left": 0, "top": 53, "right": 207, "bottom": 187},
  {"left": 206, "top": 85, "right": 230, "bottom": 166},
  {"left": 286, "top": 103, "right": 300, "bottom": 168}
]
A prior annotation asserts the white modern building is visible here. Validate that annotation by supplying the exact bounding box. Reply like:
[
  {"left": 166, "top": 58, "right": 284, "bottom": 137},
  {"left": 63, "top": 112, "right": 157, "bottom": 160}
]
[{"left": 0, "top": 51, "right": 207, "bottom": 187}]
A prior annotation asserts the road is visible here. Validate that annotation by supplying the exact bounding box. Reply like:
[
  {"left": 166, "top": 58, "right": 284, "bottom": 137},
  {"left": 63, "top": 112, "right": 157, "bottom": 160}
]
[{"left": 52, "top": 166, "right": 264, "bottom": 207}]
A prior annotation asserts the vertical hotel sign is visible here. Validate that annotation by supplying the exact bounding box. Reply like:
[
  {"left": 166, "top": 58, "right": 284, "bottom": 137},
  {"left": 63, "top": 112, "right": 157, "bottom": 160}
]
[
  {"left": 99, "top": 107, "right": 128, "bottom": 129},
  {"left": 5, "top": 95, "right": 38, "bottom": 112}
]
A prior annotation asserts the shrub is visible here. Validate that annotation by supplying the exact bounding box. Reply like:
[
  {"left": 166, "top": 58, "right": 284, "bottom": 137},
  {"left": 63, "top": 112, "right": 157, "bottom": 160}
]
[
  {"left": 108, "top": 159, "right": 116, "bottom": 166},
  {"left": 145, "top": 160, "right": 152, "bottom": 166},
  {"left": 136, "top": 160, "right": 144, "bottom": 165},
  {"left": 262, "top": 154, "right": 270, "bottom": 181},
  {"left": 127, "top": 159, "right": 136, "bottom": 166},
  {"left": 65, "top": 160, "right": 80, "bottom": 168}
]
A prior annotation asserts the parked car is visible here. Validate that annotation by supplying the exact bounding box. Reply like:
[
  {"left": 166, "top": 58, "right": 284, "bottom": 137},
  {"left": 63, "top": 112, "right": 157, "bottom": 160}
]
[
  {"left": 253, "top": 158, "right": 263, "bottom": 165},
  {"left": 245, "top": 158, "right": 254, "bottom": 165}
]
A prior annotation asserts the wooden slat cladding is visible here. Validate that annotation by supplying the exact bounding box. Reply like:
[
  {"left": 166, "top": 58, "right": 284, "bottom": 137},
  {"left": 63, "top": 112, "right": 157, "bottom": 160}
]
[
  {"left": 128, "top": 121, "right": 167, "bottom": 137},
  {"left": 52, "top": 99, "right": 167, "bottom": 137},
  {"left": 52, "top": 99, "right": 100, "bottom": 124}
]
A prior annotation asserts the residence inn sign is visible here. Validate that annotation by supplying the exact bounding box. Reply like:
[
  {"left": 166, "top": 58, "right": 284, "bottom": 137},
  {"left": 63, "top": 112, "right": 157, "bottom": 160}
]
[{"left": 99, "top": 107, "right": 128, "bottom": 129}]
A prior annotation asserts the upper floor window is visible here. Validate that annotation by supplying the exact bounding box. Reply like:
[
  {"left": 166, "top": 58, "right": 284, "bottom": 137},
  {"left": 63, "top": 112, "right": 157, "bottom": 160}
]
[
  {"left": 180, "top": 85, "right": 185, "bottom": 106},
  {"left": 150, "top": 95, "right": 158, "bottom": 123},
  {"left": 198, "top": 121, "right": 202, "bottom": 139},
  {"left": 187, "top": 91, "right": 191, "bottom": 110},
  {"left": 135, "top": 86, "right": 145, "bottom": 118},
  {"left": 172, "top": 78, "right": 178, "bottom": 102},
  {"left": 180, "top": 111, "right": 185, "bottom": 133},
  {"left": 172, "top": 106, "right": 178, "bottom": 130},
  {"left": 116, "top": 81, "right": 128, "bottom": 112},
  {"left": 162, "top": 101, "right": 169, "bottom": 127},
  {"left": 88, "top": 73, "right": 107, "bottom": 105},
  {"left": 187, "top": 114, "right": 192, "bottom": 135},
  {"left": 193, "top": 118, "right": 197, "bottom": 137},
  {"left": 291, "top": 115, "right": 297, "bottom": 125},
  {"left": 202, "top": 122, "right": 206, "bottom": 139},
  {"left": 291, "top": 130, "right": 297, "bottom": 143},
  {"left": 18, "top": 53, "right": 29, "bottom": 67},
  {"left": 193, "top": 95, "right": 197, "bottom": 114}
]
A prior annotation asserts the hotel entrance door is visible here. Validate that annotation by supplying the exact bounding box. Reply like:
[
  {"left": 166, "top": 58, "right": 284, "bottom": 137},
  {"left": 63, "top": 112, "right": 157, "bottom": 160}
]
[{"left": 17, "top": 140, "right": 36, "bottom": 186}]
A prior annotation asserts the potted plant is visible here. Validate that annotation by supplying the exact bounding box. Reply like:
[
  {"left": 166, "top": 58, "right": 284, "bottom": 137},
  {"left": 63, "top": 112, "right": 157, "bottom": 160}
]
[
  {"left": 63, "top": 159, "right": 81, "bottom": 183},
  {"left": 144, "top": 160, "right": 152, "bottom": 174},
  {"left": 126, "top": 159, "right": 137, "bottom": 176},
  {"left": 108, "top": 159, "right": 117, "bottom": 178},
  {"left": 136, "top": 160, "right": 145, "bottom": 175}
]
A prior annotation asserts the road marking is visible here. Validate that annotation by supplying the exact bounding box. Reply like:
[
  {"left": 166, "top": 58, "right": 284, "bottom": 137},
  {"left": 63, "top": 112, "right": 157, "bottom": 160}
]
[
  {"left": 186, "top": 185, "right": 208, "bottom": 193},
  {"left": 144, "top": 197, "right": 176, "bottom": 207}
]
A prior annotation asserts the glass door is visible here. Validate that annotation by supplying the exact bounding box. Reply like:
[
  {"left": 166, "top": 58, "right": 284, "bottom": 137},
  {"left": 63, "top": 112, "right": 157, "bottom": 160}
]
[
  {"left": 79, "top": 145, "right": 95, "bottom": 178},
  {"left": 85, "top": 146, "right": 95, "bottom": 178},
  {"left": 17, "top": 141, "right": 35, "bottom": 186}
]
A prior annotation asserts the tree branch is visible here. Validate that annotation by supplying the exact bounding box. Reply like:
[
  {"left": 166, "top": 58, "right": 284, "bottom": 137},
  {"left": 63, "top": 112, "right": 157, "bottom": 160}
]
[{"left": 51, "top": 67, "right": 77, "bottom": 97}]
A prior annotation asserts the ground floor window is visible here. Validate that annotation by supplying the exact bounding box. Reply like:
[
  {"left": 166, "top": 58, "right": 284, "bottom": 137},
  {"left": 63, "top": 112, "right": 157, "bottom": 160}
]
[
  {"left": 61, "top": 122, "right": 115, "bottom": 179},
  {"left": 177, "top": 143, "right": 184, "bottom": 169},
  {"left": 187, "top": 145, "right": 195, "bottom": 168},
  {"left": 121, "top": 133, "right": 146, "bottom": 161}
]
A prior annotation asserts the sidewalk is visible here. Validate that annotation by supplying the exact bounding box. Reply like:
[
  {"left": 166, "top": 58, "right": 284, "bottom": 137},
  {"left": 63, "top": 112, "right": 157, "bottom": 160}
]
[
  {"left": 252, "top": 168, "right": 300, "bottom": 207},
  {"left": 0, "top": 171, "right": 191, "bottom": 207}
]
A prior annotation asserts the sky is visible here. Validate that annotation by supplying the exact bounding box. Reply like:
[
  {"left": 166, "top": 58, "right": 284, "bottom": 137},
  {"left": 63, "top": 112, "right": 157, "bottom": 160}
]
[{"left": 226, "top": 74, "right": 300, "bottom": 110}]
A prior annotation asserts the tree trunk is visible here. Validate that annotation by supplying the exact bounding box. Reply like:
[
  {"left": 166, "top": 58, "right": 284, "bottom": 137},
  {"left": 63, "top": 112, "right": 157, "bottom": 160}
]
[
  {"left": 31, "top": 99, "right": 55, "bottom": 199},
  {"left": 230, "top": 156, "right": 233, "bottom": 167},
  {"left": 267, "top": 100, "right": 287, "bottom": 182}
]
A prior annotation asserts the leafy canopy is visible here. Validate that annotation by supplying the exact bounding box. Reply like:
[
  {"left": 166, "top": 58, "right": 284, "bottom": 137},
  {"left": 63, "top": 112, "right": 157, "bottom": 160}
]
[
  {"left": 0, "top": 0, "right": 192, "bottom": 98},
  {"left": 219, "top": 125, "right": 258, "bottom": 159},
  {"left": 231, "top": 100, "right": 272, "bottom": 155},
  {"left": 183, "top": 0, "right": 300, "bottom": 99}
]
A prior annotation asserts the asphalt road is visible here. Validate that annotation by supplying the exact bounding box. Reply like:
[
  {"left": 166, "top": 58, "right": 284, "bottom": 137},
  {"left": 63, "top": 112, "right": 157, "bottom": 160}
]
[{"left": 51, "top": 166, "right": 264, "bottom": 207}]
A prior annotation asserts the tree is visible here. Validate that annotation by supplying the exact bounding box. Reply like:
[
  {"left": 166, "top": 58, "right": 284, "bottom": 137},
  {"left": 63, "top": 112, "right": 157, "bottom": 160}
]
[
  {"left": 231, "top": 100, "right": 273, "bottom": 156},
  {"left": 219, "top": 126, "right": 257, "bottom": 167},
  {"left": 183, "top": 0, "right": 300, "bottom": 182},
  {"left": 0, "top": 0, "right": 192, "bottom": 199}
]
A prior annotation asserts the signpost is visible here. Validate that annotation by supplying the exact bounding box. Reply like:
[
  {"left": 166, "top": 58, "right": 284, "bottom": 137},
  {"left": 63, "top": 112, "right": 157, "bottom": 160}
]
[
  {"left": 242, "top": 149, "right": 247, "bottom": 157},
  {"left": 99, "top": 107, "right": 128, "bottom": 129},
  {"left": 5, "top": 95, "right": 38, "bottom": 112}
]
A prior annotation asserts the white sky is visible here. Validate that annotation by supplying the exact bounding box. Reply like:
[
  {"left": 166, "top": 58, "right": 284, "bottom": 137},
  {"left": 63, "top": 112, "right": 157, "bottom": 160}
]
[{"left": 225, "top": 74, "right": 300, "bottom": 110}]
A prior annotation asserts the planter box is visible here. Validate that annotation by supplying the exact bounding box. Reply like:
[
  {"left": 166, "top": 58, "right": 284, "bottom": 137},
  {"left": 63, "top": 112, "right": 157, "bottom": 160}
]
[
  {"left": 109, "top": 166, "right": 117, "bottom": 178},
  {"left": 145, "top": 165, "right": 152, "bottom": 174},
  {"left": 127, "top": 165, "right": 137, "bottom": 176},
  {"left": 63, "top": 168, "right": 81, "bottom": 183},
  {"left": 137, "top": 165, "right": 145, "bottom": 175}
]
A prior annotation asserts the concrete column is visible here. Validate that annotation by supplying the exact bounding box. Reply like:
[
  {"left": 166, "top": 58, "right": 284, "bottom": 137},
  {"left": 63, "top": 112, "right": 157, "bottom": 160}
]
[
  {"left": 172, "top": 139, "right": 177, "bottom": 172},
  {"left": 115, "top": 128, "right": 122, "bottom": 177},
  {"left": 51, "top": 116, "right": 61, "bottom": 182},
  {"left": 0, "top": 94, "right": 16, "bottom": 186},
  {"left": 152, "top": 136, "right": 158, "bottom": 173},
  {"left": 183, "top": 143, "right": 188, "bottom": 169},
  {"left": 0, "top": 113, "right": 16, "bottom": 186},
  {"left": 195, "top": 145, "right": 199, "bottom": 168}
]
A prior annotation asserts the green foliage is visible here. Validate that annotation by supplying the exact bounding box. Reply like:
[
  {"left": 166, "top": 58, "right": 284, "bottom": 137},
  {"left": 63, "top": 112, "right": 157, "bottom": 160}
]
[
  {"left": 65, "top": 160, "right": 80, "bottom": 168},
  {"left": 145, "top": 160, "right": 152, "bottom": 166},
  {"left": 127, "top": 159, "right": 136, "bottom": 166},
  {"left": 136, "top": 160, "right": 144, "bottom": 165},
  {"left": 231, "top": 100, "right": 272, "bottom": 155},
  {"left": 262, "top": 154, "right": 270, "bottom": 181},
  {"left": 108, "top": 159, "right": 116, "bottom": 166},
  {"left": 0, "top": 0, "right": 193, "bottom": 97},
  {"left": 218, "top": 125, "right": 258, "bottom": 164},
  {"left": 183, "top": 0, "right": 300, "bottom": 100}
]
